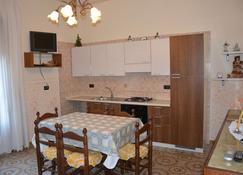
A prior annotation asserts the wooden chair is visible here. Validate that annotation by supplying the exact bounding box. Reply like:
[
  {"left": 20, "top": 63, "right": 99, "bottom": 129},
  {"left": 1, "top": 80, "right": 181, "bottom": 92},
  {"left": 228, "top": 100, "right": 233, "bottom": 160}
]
[
  {"left": 55, "top": 123, "right": 104, "bottom": 175},
  {"left": 34, "top": 108, "right": 64, "bottom": 175},
  {"left": 118, "top": 119, "right": 153, "bottom": 175}
]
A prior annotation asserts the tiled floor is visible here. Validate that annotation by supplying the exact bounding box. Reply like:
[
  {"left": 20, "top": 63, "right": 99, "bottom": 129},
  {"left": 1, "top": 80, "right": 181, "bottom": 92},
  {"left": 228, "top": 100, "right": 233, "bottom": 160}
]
[{"left": 0, "top": 147, "right": 208, "bottom": 175}]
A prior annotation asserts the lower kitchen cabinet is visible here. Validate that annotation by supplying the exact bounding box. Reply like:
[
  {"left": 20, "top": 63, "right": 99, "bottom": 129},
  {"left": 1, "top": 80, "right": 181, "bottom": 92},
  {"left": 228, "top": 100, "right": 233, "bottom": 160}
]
[
  {"left": 87, "top": 102, "right": 120, "bottom": 115},
  {"left": 148, "top": 106, "right": 171, "bottom": 144}
]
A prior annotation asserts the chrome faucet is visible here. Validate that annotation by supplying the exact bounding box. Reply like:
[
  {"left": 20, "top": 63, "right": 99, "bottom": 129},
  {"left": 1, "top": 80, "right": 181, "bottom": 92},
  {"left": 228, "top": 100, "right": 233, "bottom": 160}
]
[{"left": 105, "top": 86, "right": 114, "bottom": 99}]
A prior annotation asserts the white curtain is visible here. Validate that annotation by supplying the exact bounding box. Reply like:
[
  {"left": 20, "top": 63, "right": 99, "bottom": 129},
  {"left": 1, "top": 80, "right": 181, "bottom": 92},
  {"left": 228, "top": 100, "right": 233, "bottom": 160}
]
[{"left": 0, "top": 0, "right": 29, "bottom": 154}]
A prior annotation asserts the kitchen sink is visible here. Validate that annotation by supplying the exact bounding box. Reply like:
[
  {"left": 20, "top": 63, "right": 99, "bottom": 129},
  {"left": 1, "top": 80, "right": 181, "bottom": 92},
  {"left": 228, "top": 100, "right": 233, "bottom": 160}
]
[{"left": 94, "top": 96, "right": 125, "bottom": 101}]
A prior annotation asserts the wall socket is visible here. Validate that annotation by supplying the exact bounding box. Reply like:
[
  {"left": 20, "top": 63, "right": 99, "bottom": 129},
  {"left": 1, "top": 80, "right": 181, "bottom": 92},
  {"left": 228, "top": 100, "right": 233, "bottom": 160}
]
[
  {"left": 89, "top": 84, "right": 94, "bottom": 88},
  {"left": 163, "top": 85, "right": 170, "bottom": 90},
  {"left": 44, "top": 85, "right": 49, "bottom": 90}
]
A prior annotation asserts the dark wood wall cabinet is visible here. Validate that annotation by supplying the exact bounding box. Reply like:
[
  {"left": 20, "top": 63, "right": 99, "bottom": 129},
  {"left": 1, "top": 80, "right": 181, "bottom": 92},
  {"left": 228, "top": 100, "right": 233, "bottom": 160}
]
[
  {"left": 148, "top": 106, "right": 171, "bottom": 143},
  {"left": 24, "top": 52, "right": 62, "bottom": 68},
  {"left": 170, "top": 34, "right": 204, "bottom": 148}
]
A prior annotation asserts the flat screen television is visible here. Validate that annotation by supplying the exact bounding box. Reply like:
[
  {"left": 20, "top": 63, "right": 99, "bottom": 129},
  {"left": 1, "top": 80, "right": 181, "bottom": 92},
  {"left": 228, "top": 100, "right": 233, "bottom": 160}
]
[{"left": 30, "top": 31, "right": 57, "bottom": 52}]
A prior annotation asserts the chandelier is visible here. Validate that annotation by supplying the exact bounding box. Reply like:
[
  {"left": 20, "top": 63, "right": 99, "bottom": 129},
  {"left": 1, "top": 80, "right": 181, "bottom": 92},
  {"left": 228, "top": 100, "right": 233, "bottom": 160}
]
[{"left": 48, "top": 0, "right": 102, "bottom": 26}]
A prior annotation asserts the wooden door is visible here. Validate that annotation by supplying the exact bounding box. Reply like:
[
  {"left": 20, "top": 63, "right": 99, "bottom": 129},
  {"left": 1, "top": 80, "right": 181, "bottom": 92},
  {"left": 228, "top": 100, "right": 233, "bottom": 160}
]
[{"left": 170, "top": 34, "right": 204, "bottom": 148}]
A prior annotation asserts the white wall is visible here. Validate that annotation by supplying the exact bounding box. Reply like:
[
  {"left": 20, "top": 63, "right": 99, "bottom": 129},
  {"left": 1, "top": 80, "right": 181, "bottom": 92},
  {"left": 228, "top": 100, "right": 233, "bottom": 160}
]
[{"left": 21, "top": 0, "right": 243, "bottom": 141}]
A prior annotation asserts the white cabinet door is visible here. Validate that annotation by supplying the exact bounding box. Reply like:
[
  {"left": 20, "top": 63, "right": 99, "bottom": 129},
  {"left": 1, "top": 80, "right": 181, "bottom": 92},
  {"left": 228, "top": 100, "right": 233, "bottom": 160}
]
[
  {"left": 124, "top": 40, "right": 151, "bottom": 64},
  {"left": 91, "top": 44, "right": 107, "bottom": 76},
  {"left": 151, "top": 38, "right": 170, "bottom": 75},
  {"left": 71, "top": 47, "right": 91, "bottom": 76},
  {"left": 107, "top": 43, "right": 125, "bottom": 76}
]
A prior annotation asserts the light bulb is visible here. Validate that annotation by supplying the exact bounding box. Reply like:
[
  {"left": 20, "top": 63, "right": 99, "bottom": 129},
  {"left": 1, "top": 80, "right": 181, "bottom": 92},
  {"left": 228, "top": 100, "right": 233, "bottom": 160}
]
[
  {"left": 47, "top": 10, "right": 59, "bottom": 23},
  {"left": 90, "top": 7, "right": 101, "bottom": 23},
  {"left": 61, "top": 5, "right": 73, "bottom": 18},
  {"left": 66, "top": 16, "right": 78, "bottom": 26}
]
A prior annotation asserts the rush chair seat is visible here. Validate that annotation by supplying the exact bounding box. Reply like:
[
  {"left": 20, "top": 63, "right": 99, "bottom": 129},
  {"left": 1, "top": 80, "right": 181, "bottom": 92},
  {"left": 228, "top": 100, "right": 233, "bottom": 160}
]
[
  {"left": 56, "top": 124, "right": 104, "bottom": 175},
  {"left": 42, "top": 146, "right": 72, "bottom": 161},
  {"left": 118, "top": 143, "right": 148, "bottom": 161},
  {"left": 66, "top": 151, "right": 103, "bottom": 168},
  {"left": 118, "top": 120, "right": 153, "bottom": 175}
]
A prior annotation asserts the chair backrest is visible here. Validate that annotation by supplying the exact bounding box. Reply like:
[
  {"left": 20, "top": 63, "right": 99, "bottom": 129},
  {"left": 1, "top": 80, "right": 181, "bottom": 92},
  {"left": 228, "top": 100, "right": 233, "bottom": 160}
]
[
  {"left": 56, "top": 124, "right": 89, "bottom": 175},
  {"left": 34, "top": 120, "right": 59, "bottom": 175},
  {"left": 135, "top": 120, "right": 152, "bottom": 146},
  {"left": 34, "top": 108, "right": 59, "bottom": 151},
  {"left": 35, "top": 107, "right": 58, "bottom": 125},
  {"left": 134, "top": 119, "right": 153, "bottom": 174}
]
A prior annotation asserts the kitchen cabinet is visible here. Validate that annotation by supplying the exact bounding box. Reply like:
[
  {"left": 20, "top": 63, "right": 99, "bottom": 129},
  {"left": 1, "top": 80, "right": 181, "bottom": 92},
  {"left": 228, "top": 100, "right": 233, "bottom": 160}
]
[
  {"left": 124, "top": 40, "right": 151, "bottom": 72},
  {"left": 71, "top": 46, "right": 91, "bottom": 76},
  {"left": 72, "top": 43, "right": 125, "bottom": 76},
  {"left": 87, "top": 102, "right": 120, "bottom": 115},
  {"left": 106, "top": 42, "right": 125, "bottom": 76},
  {"left": 148, "top": 106, "right": 171, "bottom": 143},
  {"left": 151, "top": 38, "right": 170, "bottom": 75},
  {"left": 91, "top": 44, "right": 108, "bottom": 76},
  {"left": 170, "top": 34, "right": 204, "bottom": 148}
]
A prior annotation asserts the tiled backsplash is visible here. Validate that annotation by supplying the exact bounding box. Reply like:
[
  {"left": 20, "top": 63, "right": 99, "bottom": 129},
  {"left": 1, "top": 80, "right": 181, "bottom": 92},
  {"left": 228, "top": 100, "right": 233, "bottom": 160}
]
[{"left": 58, "top": 42, "right": 170, "bottom": 114}]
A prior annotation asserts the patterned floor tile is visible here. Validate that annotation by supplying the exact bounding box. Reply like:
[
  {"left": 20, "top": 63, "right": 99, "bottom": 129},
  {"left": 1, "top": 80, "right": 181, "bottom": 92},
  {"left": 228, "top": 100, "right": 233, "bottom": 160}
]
[{"left": 0, "top": 147, "right": 208, "bottom": 175}]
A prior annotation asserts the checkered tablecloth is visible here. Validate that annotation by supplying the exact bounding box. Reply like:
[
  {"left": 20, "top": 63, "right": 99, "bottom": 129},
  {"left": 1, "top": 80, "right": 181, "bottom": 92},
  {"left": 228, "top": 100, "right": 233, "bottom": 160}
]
[{"left": 39, "top": 112, "right": 142, "bottom": 157}]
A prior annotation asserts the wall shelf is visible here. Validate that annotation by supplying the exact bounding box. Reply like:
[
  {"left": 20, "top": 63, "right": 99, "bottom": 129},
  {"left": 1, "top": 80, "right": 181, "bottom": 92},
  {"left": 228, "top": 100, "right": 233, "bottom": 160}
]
[
  {"left": 222, "top": 51, "right": 243, "bottom": 61},
  {"left": 24, "top": 52, "right": 62, "bottom": 68},
  {"left": 212, "top": 78, "right": 243, "bottom": 81},
  {"left": 212, "top": 78, "right": 243, "bottom": 86}
]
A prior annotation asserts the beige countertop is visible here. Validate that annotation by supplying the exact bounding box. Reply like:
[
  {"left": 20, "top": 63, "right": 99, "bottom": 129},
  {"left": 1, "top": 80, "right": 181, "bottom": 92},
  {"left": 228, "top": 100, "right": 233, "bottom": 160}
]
[
  {"left": 207, "top": 110, "right": 243, "bottom": 173},
  {"left": 66, "top": 95, "right": 170, "bottom": 107}
]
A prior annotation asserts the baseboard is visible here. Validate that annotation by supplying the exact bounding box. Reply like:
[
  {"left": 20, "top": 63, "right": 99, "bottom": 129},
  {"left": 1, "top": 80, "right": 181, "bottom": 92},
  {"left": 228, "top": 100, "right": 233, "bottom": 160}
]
[{"left": 153, "top": 142, "right": 204, "bottom": 153}]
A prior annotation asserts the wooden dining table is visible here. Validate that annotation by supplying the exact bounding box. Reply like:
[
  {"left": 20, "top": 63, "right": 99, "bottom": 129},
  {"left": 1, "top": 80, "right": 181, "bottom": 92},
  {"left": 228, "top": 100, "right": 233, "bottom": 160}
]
[{"left": 37, "top": 112, "right": 143, "bottom": 171}]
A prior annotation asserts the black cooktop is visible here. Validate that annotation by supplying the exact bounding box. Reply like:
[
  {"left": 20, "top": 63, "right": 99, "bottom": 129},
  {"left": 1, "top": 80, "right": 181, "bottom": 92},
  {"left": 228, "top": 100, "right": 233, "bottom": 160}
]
[{"left": 124, "top": 97, "right": 152, "bottom": 102}]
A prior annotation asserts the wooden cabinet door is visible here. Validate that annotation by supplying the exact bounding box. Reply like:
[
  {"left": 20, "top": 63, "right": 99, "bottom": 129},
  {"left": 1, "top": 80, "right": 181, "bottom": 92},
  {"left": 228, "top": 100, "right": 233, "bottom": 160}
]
[
  {"left": 170, "top": 34, "right": 204, "bottom": 77},
  {"left": 87, "top": 102, "right": 121, "bottom": 115},
  {"left": 170, "top": 34, "right": 204, "bottom": 148},
  {"left": 151, "top": 38, "right": 170, "bottom": 75},
  {"left": 71, "top": 47, "right": 91, "bottom": 76},
  {"left": 87, "top": 102, "right": 105, "bottom": 114},
  {"left": 148, "top": 106, "right": 171, "bottom": 143},
  {"left": 171, "top": 76, "right": 204, "bottom": 148}
]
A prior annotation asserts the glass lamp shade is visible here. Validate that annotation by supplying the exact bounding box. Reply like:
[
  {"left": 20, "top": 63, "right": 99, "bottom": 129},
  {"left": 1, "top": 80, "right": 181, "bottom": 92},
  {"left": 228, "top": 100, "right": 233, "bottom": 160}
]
[
  {"left": 61, "top": 5, "right": 73, "bottom": 18},
  {"left": 90, "top": 7, "right": 101, "bottom": 23},
  {"left": 66, "top": 16, "right": 78, "bottom": 26},
  {"left": 47, "top": 10, "right": 59, "bottom": 23}
]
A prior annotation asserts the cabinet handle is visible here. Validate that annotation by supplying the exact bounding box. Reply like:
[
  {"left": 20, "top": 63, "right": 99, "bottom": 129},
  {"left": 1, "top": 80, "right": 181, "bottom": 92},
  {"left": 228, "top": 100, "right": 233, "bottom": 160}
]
[
  {"left": 172, "top": 76, "right": 181, "bottom": 79},
  {"left": 172, "top": 73, "right": 180, "bottom": 76}
]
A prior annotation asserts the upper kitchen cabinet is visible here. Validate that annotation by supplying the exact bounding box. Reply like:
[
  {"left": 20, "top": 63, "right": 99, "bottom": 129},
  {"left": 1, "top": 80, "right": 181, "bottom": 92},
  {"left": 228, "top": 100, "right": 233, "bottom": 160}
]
[
  {"left": 124, "top": 40, "right": 151, "bottom": 72},
  {"left": 71, "top": 46, "right": 91, "bottom": 76},
  {"left": 91, "top": 44, "right": 108, "bottom": 76},
  {"left": 151, "top": 38, "right": 170, "bottom": 75},
  {"left": 106, "top": 42, "right": 125, "bottom": 76},
  {"left": 170, "top": 35, "right": 204, "bottom": 76}
]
